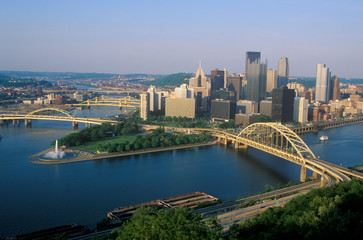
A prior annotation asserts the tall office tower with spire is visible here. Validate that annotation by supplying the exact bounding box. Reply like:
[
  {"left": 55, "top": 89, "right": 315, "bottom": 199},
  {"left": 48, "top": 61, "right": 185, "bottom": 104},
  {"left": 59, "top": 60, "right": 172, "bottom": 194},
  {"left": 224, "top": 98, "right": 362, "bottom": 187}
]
[
  {"left": 189, "top": 62, "right": 210, "bottom": 112},
  {"left": 315, "top": 64, "right": 331, "bottom": 103},
  {"left": 245, "top": 51, "right": 267, "bottom": 103},
  {"left": 332, "top": 75, "right": 340, "bottom": 100},
  {"left": 277, "top": 57, "right": 289, "bottom": 88}
]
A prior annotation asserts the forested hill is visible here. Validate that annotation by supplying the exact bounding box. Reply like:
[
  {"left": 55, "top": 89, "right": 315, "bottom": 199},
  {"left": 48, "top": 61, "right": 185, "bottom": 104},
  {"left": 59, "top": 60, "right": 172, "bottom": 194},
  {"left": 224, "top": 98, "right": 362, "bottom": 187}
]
[
  {"left": 146, "top": 73, "right": 194, "bottom": 88},
  {"left": 0, "top": 73, "right": 52, "bottom": 88}
]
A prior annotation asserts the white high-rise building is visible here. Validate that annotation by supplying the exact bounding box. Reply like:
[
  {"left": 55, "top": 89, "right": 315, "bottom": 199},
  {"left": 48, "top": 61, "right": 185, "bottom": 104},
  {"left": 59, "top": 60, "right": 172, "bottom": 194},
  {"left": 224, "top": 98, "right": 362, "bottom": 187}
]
[
  {"left": 293, "top": 97, "right": 308, "bottom": 123},
  {"left": 277, "top": 57, "right": 289, "bottom": 88},
  {"left": 315, "top": 64, "right": 331, "bottom": 103},
  {"left": 140, "top": 93, "right": 149, "bottom": 120},
  {"left": 174, "top": 84, "right": 194, "bottom": 98}
]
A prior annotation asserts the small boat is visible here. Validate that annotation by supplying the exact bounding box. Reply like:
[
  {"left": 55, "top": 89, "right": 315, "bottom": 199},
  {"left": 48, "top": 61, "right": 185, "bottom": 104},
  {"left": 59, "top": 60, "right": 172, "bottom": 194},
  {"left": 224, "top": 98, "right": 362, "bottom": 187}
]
[{"left": 319, "top": 135, "right": 328, "bottom": 141}]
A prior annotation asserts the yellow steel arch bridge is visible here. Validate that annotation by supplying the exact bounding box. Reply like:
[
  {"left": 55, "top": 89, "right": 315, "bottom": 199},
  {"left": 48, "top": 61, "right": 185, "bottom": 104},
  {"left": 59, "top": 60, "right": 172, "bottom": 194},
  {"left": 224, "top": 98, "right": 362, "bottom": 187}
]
[
  {"left": 70, "top": 96, "right": 140, "bottom": 108},
  {"left": 197, "top": 122, "right": 354, "bottom": 186},
  {"left": 0, "top": 108, "right": 118, "bottom": 128}
]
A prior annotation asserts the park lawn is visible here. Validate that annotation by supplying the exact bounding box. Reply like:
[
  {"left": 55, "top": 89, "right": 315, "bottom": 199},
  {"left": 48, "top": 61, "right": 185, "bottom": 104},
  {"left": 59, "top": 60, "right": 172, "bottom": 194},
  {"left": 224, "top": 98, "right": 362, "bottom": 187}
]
[{"left": 74, "top": 135, "right": 138, "bottom": 151}]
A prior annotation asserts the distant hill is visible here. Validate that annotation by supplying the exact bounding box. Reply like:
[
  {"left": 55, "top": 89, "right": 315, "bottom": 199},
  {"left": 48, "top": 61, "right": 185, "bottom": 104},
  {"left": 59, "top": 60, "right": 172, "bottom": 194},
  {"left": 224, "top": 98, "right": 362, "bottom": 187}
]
[
  {"left": 0, "top": 73, "right": 52, "bottom": 88},
  {"left": 145, "top": 73, "right": 194, "bottom": 88},
  {"left": 0, "top": 71, "right": 160, "bottom": 80}
]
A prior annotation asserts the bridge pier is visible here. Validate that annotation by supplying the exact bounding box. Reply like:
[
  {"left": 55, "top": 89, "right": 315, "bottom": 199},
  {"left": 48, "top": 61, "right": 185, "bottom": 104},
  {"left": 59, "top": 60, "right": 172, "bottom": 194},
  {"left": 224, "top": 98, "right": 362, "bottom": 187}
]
[
  {"left": 312, "top": 171, "right": 319, "bottom": 180},
  {"left": 24, "top": 119, "right": 32, "bottom": 127},
  {"left": 300, "top": 166, "right": 306, "bottom": 182},
  {"left": 72, "top": 121, "right": 78, "bottom": 129},
  {"left": 12, "top": 119, "right": 20, "bottom": 127},
  {"left": 321, "top": 170, "right": 328, "bottom": 187},
  {"left": 234, "top": 141, "right": 248, "bottom": 150}
]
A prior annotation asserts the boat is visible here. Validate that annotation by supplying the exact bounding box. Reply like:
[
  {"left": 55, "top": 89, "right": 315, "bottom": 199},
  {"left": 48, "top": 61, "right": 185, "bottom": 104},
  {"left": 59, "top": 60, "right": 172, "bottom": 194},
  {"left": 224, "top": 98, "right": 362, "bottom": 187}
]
[{"left": 319, "top": 135, "right": 328, "bottom": 141}]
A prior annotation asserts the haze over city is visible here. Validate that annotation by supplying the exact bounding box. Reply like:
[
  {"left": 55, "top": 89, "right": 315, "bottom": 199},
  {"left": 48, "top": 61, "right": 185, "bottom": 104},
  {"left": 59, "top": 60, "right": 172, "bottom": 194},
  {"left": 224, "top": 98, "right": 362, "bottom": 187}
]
[{"left": 1, "top": 0, "right": 363, "bottom": 77}]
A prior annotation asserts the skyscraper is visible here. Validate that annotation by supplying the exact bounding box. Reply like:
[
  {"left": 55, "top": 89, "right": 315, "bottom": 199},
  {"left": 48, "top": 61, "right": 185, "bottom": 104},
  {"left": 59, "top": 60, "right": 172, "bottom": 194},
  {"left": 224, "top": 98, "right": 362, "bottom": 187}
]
[
  {"left": 211, "top": 69, "right": 224, "bottom": 91},
  {"left": 226, "top": 75, "right": 243, "bottom": 101},
  {"left": 271, "top": 87, "right": 295, "bottom": 122},
  {"left": 140, "top": 93, "right": 149, "bottom": 120},
  {"left": 266, "top": 69, "right": 277, "bottom": 92},
  {"left": 332, "top": 75, "right": 340, "bottom": 100},
  {"left": 277, "top": 57, "right": 289, "bottom": 88},
  {"left": 245, "top": 51, "right": 267, "bottom": 103},
  {"left": 293, "top": 97, "right": 308, "bottom": 123},
  {"left": 188, "top": 62, "right": 210, "bottom": 112},
  {"left": 315, "top": 64, "right": 331, "bottom": 103}
]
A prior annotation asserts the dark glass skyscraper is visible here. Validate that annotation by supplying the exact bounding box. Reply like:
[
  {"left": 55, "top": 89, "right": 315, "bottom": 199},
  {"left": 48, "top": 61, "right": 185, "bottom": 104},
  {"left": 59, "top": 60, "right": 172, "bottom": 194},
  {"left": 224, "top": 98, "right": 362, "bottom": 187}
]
[
  {"left": 271, "top": 87, "right": 295, "bottom": 122},
  {"left": 245, "top": 51, "right": 267, "bottom": 104},
  {"left": 211, "top": 69, "right": 225, "bottom": 91}
]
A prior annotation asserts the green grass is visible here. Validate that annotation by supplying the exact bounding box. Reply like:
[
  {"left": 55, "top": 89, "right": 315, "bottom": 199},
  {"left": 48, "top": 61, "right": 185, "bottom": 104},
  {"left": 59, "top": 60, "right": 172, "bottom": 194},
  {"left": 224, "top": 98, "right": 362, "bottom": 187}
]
[{"left": 73, "top": 135, "right": 138, "bottom": 151}]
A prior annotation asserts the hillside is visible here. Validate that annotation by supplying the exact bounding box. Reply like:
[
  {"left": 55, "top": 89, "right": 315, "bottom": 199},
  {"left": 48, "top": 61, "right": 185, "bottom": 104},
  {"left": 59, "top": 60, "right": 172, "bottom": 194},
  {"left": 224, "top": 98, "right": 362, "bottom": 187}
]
[{"left": 145, "top": 72, "right": 193, "bottom": 88}]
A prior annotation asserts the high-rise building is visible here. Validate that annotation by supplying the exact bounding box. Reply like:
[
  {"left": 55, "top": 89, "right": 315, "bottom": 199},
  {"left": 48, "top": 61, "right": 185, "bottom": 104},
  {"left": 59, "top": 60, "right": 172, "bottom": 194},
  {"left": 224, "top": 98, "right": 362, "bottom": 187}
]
[
  {"left": 293, "top": 97, "right": 308, "bottom": 123},
  {"left": 271, "top": 87, "right": 295, "bottom": 122},
  {"left": 211, "top": 69, "right": 225, "bottom": 91},
  {"left": 223, "top": 68, "right": 229, "bottom": 88},
  {"left": 277, "top": 57, "right": 289, "bottom": 88},
  {"left": 332, "top": 75, "right": 340, "bottom": 101},
  {"left": 245, "top": 51, "right": 267, "bottom": 104},
  {"left": 174, "top": 84, "right": 194, "bottom": 99},
  {"left": 315, "top": 64, "right": 331, "bottom": 103},
  {"left": 147, "top": 85, "right": 158, "bottom": 112},
  {"left": 146, "top": 85, "right": 165, "bottom": 113},
  {"left": 259, "top": 100, "right": 272, "bottom": 117},
  {"left": 236, "top": 100, "right": 258, "bottom": 114},
  {"left": 37, "top": 86, "right": 43, "bottom": 96},
  {"left": 165, "top": 98, "right": 196, "bottom": 119},
  {"left": 140, "top": 93, "right": 149, "bottom": 120},
  {"left": 266, "top": 69, "right": 277, "bottom": 92},
  {"left": 211, "top": 99, "right": 236, "bottom": 121},
  {"left": 189, "top": 63, "right": 210, "bottom": 112},
  {"left": 211, "top": 89, "right": 235, "bottom": 101},
  {"left": 226, "top": 75, "right": 243, "bottom": 101}
]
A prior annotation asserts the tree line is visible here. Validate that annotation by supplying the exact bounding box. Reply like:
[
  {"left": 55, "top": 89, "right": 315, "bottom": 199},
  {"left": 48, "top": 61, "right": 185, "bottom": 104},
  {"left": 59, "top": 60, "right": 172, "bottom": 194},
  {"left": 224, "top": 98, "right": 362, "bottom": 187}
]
[
  {"left": 57, "top": 121, "right": 139, "bottom": 147},
  {"left": 228, "top": 179, "right": 363, "bottom": 240},
  {"left": 97, "top": 127, "right": 213, "bottom": 153}
]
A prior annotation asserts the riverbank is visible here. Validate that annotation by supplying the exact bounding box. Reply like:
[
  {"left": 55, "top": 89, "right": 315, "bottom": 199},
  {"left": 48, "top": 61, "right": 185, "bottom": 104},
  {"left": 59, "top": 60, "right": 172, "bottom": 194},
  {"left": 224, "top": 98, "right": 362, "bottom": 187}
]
[{"left": 28, "top": 142, "right": 216, "bottom": 165}]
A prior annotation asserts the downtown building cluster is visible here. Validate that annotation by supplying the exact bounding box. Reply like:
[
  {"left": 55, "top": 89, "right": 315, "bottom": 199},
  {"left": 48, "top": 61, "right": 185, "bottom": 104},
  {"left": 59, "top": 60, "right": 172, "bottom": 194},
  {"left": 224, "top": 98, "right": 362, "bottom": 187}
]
[{"left": 140, "top": 51, "right": 363, "bottom": 125}]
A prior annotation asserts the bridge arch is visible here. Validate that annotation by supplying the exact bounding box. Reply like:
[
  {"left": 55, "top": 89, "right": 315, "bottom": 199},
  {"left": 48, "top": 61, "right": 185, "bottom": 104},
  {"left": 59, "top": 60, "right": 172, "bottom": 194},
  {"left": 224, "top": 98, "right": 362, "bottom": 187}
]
[
  {"left": 26, "top": 108, "right": 75, "bottom": 119},
  {"left": 237, "top": 122, "right": 316, "bottom": 165}
]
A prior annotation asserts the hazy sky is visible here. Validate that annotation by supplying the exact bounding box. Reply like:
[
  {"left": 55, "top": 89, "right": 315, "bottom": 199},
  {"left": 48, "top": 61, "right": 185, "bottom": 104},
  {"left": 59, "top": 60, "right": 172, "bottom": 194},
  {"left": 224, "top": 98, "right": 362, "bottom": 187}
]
[{"left": 1, "top": 0, "right": 363, "bottom": 77}]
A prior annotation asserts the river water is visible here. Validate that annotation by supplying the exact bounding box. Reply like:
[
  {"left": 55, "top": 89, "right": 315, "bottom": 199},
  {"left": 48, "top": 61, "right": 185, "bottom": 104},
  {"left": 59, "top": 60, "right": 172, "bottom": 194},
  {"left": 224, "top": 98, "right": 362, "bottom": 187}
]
[{"left": 0, "top": 108, "right": 362, "bottom": 237}]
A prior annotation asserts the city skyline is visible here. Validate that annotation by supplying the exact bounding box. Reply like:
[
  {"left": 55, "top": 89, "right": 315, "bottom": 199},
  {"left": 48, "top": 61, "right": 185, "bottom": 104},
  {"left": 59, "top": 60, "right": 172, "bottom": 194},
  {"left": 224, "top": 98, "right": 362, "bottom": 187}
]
[{"left": 1, "top": 0, "right": 363, "bottom": 78}]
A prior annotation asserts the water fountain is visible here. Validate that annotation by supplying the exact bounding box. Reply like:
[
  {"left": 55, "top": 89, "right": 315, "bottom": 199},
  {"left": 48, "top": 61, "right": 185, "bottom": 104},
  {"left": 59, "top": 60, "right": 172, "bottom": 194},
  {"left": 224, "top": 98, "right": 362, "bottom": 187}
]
[
  {"left": 35, "top": 139, "right": 77, "bottom": 161},
  {"left": 43, "top": 140, "right": 65, "bottom": 159}
]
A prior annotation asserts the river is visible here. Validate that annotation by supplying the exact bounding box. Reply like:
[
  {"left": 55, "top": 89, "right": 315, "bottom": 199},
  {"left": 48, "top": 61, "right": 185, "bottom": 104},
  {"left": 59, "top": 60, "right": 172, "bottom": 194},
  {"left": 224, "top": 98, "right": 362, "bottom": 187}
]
[{"left": 0, "top": 108, "right": 362, "bottom": 237}]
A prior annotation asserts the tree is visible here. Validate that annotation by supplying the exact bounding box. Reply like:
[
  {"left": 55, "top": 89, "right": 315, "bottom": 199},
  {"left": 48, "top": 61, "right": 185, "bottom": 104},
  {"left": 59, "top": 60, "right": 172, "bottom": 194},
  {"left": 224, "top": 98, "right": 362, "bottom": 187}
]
[
  {"left": 113, "top": 207, "right": 222, "bottom": 240},
  {"left": 229, "top": 179, "right": 363, "bottom": 240}
]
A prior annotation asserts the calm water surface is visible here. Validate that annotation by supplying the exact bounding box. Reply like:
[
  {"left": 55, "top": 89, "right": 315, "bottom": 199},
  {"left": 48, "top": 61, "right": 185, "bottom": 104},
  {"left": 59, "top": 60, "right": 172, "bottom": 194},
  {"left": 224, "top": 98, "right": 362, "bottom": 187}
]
[{"left": 0, "top": 110, "right": 362, "bottom": 237}]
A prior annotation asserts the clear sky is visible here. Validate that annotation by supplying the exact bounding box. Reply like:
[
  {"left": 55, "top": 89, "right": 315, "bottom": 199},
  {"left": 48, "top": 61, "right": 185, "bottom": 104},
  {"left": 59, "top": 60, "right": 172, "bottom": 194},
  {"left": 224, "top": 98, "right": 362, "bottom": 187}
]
[{"left": 1, "top": 0, "right": 363, "bottom": 78}]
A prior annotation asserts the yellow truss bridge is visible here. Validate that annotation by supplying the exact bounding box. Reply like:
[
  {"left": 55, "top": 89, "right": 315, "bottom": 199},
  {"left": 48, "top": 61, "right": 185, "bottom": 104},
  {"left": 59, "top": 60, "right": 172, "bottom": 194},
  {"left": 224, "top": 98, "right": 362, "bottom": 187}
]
[
  {"left": 196, "top": 122, "right": 361, "bottom": 186},
  {"left": 70, "top": 96, "right": 140, "bottom": 108},
  {"left": 0, "top": 108, "right": 118, "bottom": 128}
]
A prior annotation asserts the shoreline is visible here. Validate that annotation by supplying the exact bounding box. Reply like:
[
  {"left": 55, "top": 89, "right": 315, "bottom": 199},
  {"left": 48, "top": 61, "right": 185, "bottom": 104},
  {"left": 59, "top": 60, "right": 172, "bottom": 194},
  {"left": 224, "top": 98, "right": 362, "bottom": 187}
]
[{"left": 28, "top": 142, "right": 216, "bottom": 165}]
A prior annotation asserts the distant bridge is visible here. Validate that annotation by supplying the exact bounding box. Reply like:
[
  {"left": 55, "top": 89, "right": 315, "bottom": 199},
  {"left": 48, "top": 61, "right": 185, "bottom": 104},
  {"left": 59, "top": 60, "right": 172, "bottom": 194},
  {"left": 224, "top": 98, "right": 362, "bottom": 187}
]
[
  {"left": 0, "top": 108, "right": 118, "bottom": 128},
  {"left": 197, "top": 122, "right": 356, "bottom": 186},
  {"left": 70, "top": 96, "right": 140, "bottom": 109}
]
